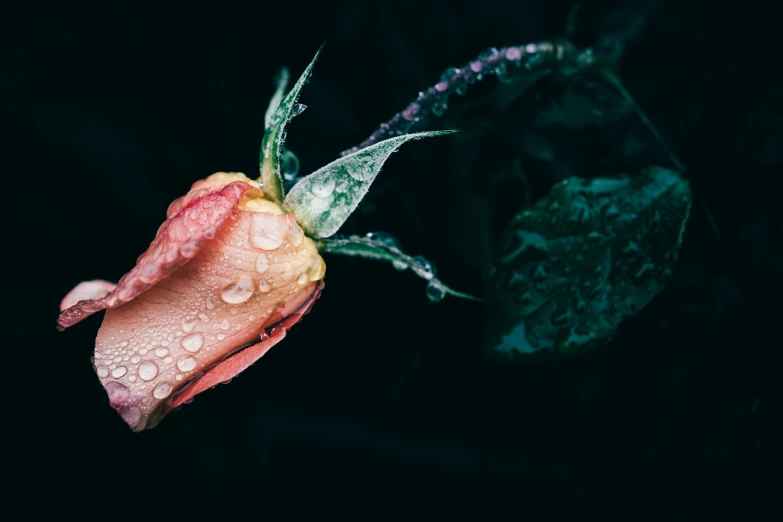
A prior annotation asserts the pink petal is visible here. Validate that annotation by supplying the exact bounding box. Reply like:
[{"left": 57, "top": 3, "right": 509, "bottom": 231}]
[
  {"left": 57, "top": 181, "right": 253, "bottom": 330},
  {"left": 60, "top": 280, "right": 117, "bottom": 311}
]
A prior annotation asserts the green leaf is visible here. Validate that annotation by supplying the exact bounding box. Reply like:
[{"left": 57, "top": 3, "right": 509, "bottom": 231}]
[
  {"left": 259, "top": 46, "right": 321, "bottom": 203},
  {"left": 264, "top": 68, "right": 289, "bottom": 128},
  {"left": 484, "top": 166, "right": 692, "bottom": 362},
  {"left": 283, "top": 130, "right": 456, "bottom": 238},
  {"left": 319, "top": 233, "right": 480, "bottom": 302}
]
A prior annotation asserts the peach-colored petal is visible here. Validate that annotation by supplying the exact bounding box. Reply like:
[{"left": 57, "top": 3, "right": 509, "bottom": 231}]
[
  {"left": 60, "top": 280, "right": 117, "bottom": 311},
  {"left": 90, "top": 205, "right": 326, "bottom": 431},
  {"left": 159, "top": 280, "right": 324, "bottom": 421},
  {"left": 57, "top": 181, "right": 253, "bottom": 330}
]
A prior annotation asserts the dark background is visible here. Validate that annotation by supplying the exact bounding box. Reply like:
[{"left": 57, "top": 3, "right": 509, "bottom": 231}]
[{"left": 4, "top": 0, "right": 779, "bottom": 517}]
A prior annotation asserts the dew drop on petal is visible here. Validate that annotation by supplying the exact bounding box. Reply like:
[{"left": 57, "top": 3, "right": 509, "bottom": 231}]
[
  {"left": 217, "top": 333, "right": 226, "bottom": 341},
  {"left": 128, "top": 375, "right": 136, "bottom": 382},
  {"left": 250, "top": 214, "right": 285, "bottom": 250},
  {"left": 287, "top": 225, "right": 305, "bottom": 247},
  {"left": 164, "top": 356, "right": 173, "bottom": 364},
  {"left": 220, "top": 275, "right": 255, "bottom": 304},
  {"left": 218, "top": 319, "right": 230, "bottom": 330},
  {"left": 154, "top": 347, "right": 169, "bottom": 358},
  {"left": 131, "top": 355, "right": 141, "bottom": 363},
  {"left": 97, "top": 367, "right": 109, "bottom": 378},
  {"left": 138, "top": 361, "right": 159, "bottom": 381},
  {"left": 255, "top": 253, "right": 270, "bottom": 274},
  {"left": 152, "top": 382, "right": 172, "bottom": 399},
  {"left": 176, "top": 355, "right": 197, "bottom": 372},
  {"left": 297, "top": 273, "right": 308, "bottom": 285},
  {"left": 111, "top": 366, "right": 127, "bottom": 378},
  {"left": 181, "top": 318, "right": 198, "bottom": 333},
  {"left": 307, "top": 256, "right": 326, "bottom": 281},
  {"left": 181, "top": 333, "right": 204, "bottom": 353}
]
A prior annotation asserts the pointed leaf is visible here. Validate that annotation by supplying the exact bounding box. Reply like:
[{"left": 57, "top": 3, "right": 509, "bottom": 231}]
[
  {"left": 260, "top": 46, "right": 321, "bottom": 202},
  {"left": 484, "top": 166, "right": 692, "bottom": 362},
  {"left": 319, "top": 233, "right": 480, "bottom": 301},
  {"left": 284, "top": 130, "right": 456, "bottom": 238},
  {"left": 264, "top": 68, "right": 289, "bottom": 128}
]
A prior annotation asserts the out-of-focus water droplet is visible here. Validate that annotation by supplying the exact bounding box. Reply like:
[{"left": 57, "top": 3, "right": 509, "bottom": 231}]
[
  {"left": 432, "top": 103, "right": 447, "bottom": 116},
  {"left": 393, "top": 260, "right": 408, "bottom": 271},
  {"left": 255, "top": 253, "right": 270, "bottom": 274},
  {"left": 181, "top": 333, "right": 204, "bottom": 353},
  {"left": 297, "top": 273, "right": 308, "bottom": 285},
  {"left": 412, "top": 256, "right": 436, "bottom": 279},
  {"left": 456, "top": 85, "right": 468, "bottom": 95},
  {"left": 138, "top": 361, "right": 158, "bottom": 381},
  {"left": 221, "top": 275, "right": 255, "bottom": 304},
  {"left": 97, "top": 367, "right": 109, "bottom": 378},
  {"left": 307, "top": 256, "right": 325, "bottom": 281},
  {"left": 426, "top": 281, "right": 446, "bottom": 302},
  {"left": 365, "top": 231, "right": 399, "bottom": 248},
  {"left": 152, "top": 382, "right": 172, "bottom": 399}
]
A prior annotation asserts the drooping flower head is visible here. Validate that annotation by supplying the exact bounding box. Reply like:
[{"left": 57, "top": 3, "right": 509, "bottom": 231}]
[{"left": 59, "top": 47, "right": 466, "bottom": 431}]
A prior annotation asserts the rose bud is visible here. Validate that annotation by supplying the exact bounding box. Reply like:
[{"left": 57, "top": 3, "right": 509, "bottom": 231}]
[{"left": 59, "top": 47, "right": 471, "bottom": 431}]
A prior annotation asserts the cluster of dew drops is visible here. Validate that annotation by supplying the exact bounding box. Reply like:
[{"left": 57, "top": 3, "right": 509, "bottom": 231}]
[
  {"left": 363, "top": 231, "right": 446, "bottom": 302},
  {"left": 93, "top": 217, "right": 324, "bottom": 403}
]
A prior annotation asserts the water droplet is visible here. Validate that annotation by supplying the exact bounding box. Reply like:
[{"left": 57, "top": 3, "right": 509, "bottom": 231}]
[
  {"left": 199, "top": 313, "right": 210, "bottom": 322},
  {"left": 469, "top": 60, "right": 483, "bottom": 73},
  {"left": 258, "top": 280, "right": 271, "bottom": 292},
  {"left": 181, "top": 333, "right": 204, "bottom": 353},
  {"left": 479, "top": 47, "right": 499, "bottom": 59},
  {"left": 120, "top": 341, "right": 129, "bottom": 348},
  {"left": 440, "top": 67, "right": 459, "bottom": 81},
  {"left": 393, "top": 260, "right": 408, "bottom": 271},
  {"left": 217, "top": 334, "right": 226, "bottom": 341},
  {"left": 426, "top": 280, "right": 446, "bottom": 302},
  {"left": 152, "top": 382, "right": 172, "bottom": 399},
  {"left": 217, "top": 319, "right": 230, "bottom": 330},
  {"left": 128, "top": 375, "right": 136, "bottom": 382},
  {"left": 206, "top": 296, "right": 215, "bottom": 310},
  {"left": 256, "top": 254, "right": 269, "bottom": 274},
  {"left": 176, "top": 374, "right": 183, "bottom": 381},
  {"left": 176, "top": 355, "right": 197, "bottom": 372},
  {"left": 365, "top": 231, "right": 399, "bottom": 248},
  {"left": 131, "top": 355, "right": 141, "bottom": 363},
  {"left": 97, "top": 367, "right": 109, "bottom": 378},
  {"left": 138, "top": 361, "right": 158, "bottom": 381},
  {"left": 505, "top": 47, "right": 522, "bottom": 61},
  {"left": 111, "top": 366, "right": 127, "bottom": 378},
  {"left": 402, "top": 102, "right": 421, "bottom": 121},
  {"left": 291, "top": 103, "right": 307, "bottom": 117},
  {"left": 435, "top": 80, "right": 448, "bottom": 92},
  {"left": 164, "top": 356, "right": 173, "bottom": 364},
  {"left": 412, "top": 256, "right": 436, "bottom": 279},
  {"left": 181, "top": 318, "right": 197, "bottom": 333},
  {"left": 250, "top": 214, "right": 285, "bottom": 250},
  {"left": 154, "top": 347, "right": 169, "bottom": 358},
  {"left": 220, "top": 275, "right": 255, "bottom": 304},
  {"left": 287, "top": 225, "right": 305, "bottom": 246},
  {"left": 311, "top": 178, "right": 336, "bottom": 198},
  {"left": 432, "top": 103, "right": 447, "bottom": 116},
  {"left": 307, "top": 256, "right": 325, "bottom": 281},
  {"left": 297, "top": 273, "right": 308, "bottom": 285}
]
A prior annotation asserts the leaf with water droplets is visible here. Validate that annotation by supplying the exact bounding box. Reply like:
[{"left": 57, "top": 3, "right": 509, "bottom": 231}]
[
  {"left": 484, "top": 166, "right": 691, "bottom": 362},
  {"left": 260, "top": 46, "right": 321, "bottom": 203},
  {"left": 284, "top": 130, "right": 457, "bottom": 238},
  {"left": 319, "top": 234, "right": 480, "bottom": 302}
]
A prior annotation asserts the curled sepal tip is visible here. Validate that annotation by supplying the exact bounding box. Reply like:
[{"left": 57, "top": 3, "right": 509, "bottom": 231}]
[
  {"left": 284, "top": 130, "right": 458, "bottom": 238},
  {"left": 260, "top": 45, "right": 323, "bottom": 203}
]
